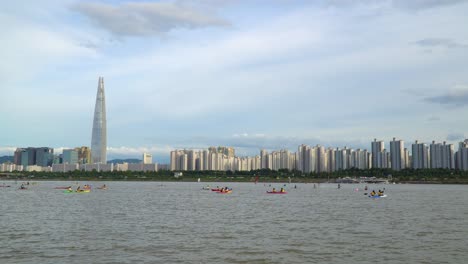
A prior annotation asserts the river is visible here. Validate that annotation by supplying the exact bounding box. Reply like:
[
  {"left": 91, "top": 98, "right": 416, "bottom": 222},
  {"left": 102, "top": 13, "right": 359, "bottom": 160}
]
[{"left": 0, "top": 181, "right": 467, "bottom": 263}]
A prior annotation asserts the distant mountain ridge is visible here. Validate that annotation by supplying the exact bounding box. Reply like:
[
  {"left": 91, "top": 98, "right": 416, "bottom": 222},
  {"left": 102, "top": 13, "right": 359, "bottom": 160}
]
[
  {"left": 0, "top": 156, "right": 13, "bottom": 163},
  {"left": 107, "top": 158, "right": 142, "bottom": 164}
]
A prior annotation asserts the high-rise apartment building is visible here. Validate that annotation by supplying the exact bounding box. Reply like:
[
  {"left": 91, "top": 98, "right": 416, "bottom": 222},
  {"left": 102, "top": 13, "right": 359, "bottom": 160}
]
[
  {"left": 143, "top": 153, "right": 153, "bottom": 164},
  {"left": 430, "top": 141, "right": 455, "bottom": 169},
  {"left": 411, "top": 140, "right": 429, "bottom": 169},
  {"left": 91, "top": 76, "right": 107, "bottom": 164},
  {"left": 371, "top": 139, "right": 385, "bottom": 168},
  {"left": 390, "top": 137, "right": 405, "bottom": 171},
  {"left": 456, "top": 140, "right": 468, "bottom": 170},
  {"left": 260, "top": 149, "right": 269, "bottom": 169},
  {"left": 217, "top": 146, "right": 235, "bottom": 157}
]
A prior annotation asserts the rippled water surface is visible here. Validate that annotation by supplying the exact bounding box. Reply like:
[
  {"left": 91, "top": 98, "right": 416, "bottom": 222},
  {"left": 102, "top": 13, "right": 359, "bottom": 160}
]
[{"left": 1, "top": 181, "right": 467, "bottom": 263}]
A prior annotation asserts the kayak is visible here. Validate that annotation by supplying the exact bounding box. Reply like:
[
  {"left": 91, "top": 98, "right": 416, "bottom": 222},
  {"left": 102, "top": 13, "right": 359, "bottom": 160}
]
[
  {"left": 266, "top": 191, "right": 287, "bottom": 194},
  {"left": 0, "top": 185, "right": 11, "bottom": 188},
  {"left": 97, "top": 187, "right": 107, "bottom": 190},
  {"left": 202, "top": 187, "right": 211, "bottom": 190},
  {"left": 63, "top": 190, "right": 91, "bottom": 193},
  {"left": 369, "top": 194, "right": 387, "bottom": 198},
  {"left": 211, "top": 189, "right": 221, "bottom": 191},
  {"left": 217, "top": 190, "right": 232, "bottom": 194}
]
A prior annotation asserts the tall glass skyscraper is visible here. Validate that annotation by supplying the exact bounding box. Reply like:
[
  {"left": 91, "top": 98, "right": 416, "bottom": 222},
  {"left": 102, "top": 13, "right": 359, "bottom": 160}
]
[{"left": 91, "top": 76, "right": 107, "bottom": 164}]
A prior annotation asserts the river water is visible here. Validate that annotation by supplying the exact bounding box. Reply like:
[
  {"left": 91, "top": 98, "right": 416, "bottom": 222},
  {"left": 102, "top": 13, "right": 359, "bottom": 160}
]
[{"left": 0, "top": 181, "right": 467, "bottom": 263}]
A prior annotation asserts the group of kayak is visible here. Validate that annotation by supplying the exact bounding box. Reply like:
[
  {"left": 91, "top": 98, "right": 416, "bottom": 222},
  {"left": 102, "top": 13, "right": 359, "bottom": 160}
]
[
  {"left": 204, "top": 186, "right": 288, "bottom": 194},
  {"left": 62, "top": 184, "right": 107, "bottom": 193},
  {"left": 211, "top": 186, "right": 232, "bottom": 194},
  {"left": 368, "top": 189, "right": 386, "bottom": 198},
  {"left": 267, "top": 188, "right": 287, "bottom": 194}
]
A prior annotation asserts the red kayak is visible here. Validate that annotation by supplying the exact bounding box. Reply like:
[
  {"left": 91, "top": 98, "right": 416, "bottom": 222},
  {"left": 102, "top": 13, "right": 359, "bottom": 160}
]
[
  {"left": 266, "top": 191, "right": 287, "bottom": 194},
  {"left": 216, "top": 190, "right": 232, "bottom": 194}
]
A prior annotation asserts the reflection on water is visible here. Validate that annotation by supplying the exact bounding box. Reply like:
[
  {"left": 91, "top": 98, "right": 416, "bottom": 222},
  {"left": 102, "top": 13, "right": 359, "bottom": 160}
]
[{"left": 0, "top": 182, "right": 467, "bottom": 263}]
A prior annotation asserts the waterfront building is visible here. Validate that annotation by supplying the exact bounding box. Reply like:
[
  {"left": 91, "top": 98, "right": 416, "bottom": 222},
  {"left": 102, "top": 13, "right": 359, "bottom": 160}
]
[
  {"left": 52, "top": 163, "right": 79, "bottom": 172},
  {"left": 371, "top": 139, "right": 385, "bottom": 168},
  {"left": 13, "top": 148, "right": 25, "bottom": 165},
  {"left": 217, "top": 146, "right": 235, "bottom": 157},
  {"left": 143, "top": 153, "right": 152, "bottom": 164},
  {"left": 316, "top": 145, "right": 327, "bottom": 173},
  {"left": 0, "top": 164, "right": 23, "bottom": 172},
  {"left": 187, "top": 150, "right": 196, "bottom": 171},
  {"left": 35, "top": 147, "right": 54, "bottom": 167},
  {"left": 351, "top": 149, "right": 370, "bottom": 170},
  {"left": 390, "top": 138, "right": 405, "bottom": 171},
  {"left": 404, "top": 148, "right": 411, "bottom": 169},
  {"left": 20, "top": 150, "right": 29, "bottom": 167},
  {"left": 53, "top": 155, "right": 62, "bottom": 164},
  {"left": 297, "top": 144, "right": 313, "bottom": 173},
  {"left": 91, "top": 76, "right": 107, "bottom": 164},
  {"left": 335, "top": 148, "right": 344, "bottom": 171},
  {"left": 79, "top": 163, "right": 113, "bottom": 172},
  {"left": 411, "top": 140, "right": 429, "bottom": 169},
  {"left": 75, "top": 146, "right": 91, "bottom": 164},
  {"left": 25, "top": 165, "right": 43, "bottom": 172},
  {"left": 62, "top": 149, "right": 79, "bottom": 165},
  {"left": 128, "top": 163, "right": 158, "bottom": 172},
  {"left": 170, "top": 150, "right": 177, "bottom": 171},
  {"left": 430, "top": 141, "right": 455, "bottom": 169},
  {"left": 455, "top": 140, "right": 468, "bottom": 170},
  {"left": 114, "top": 163, "right": 129, "bottom": 172},
  {"left": 14, "top": 147, "right": 53, "bottom": 167},
  {"left": 327, "top": 148, "right": 336, "bottom": 172},
  {"left": 260, "top": 149, "right": 269, "bottom": 169}
]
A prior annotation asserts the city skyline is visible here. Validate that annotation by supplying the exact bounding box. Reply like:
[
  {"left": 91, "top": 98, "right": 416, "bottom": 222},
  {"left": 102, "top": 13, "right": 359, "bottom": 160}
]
[
  {"left": 4, "top": 137, "right": 466, "bottom": 173},
  {"left": 1, "top": 1, "right": 468, "bottom": 162},
  {"left": 1, "top": 137, "right": 468, "bottom": 164}
]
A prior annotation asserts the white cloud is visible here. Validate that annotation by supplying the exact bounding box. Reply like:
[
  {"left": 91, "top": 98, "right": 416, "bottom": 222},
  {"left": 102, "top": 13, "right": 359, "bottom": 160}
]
[
  {"left": 107, "top": 145, "right": 174, "bottom": 158},
  {"left": 72, "top": 1, "right": 229, "bottom": 37},
  {"left": 0, "top": 147, "right": 17, "bottom": 156}
]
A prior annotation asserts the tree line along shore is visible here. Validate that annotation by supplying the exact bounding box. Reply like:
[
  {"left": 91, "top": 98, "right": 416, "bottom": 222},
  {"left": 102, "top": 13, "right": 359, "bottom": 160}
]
[{"left": 1, "top": 168, "right": 468, "bottom": 184}]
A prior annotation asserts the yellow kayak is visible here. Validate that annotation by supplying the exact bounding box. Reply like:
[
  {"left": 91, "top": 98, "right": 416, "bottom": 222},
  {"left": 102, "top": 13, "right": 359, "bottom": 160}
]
[{"left": 64, "top": 190, "right": 91, "bottom": 193}]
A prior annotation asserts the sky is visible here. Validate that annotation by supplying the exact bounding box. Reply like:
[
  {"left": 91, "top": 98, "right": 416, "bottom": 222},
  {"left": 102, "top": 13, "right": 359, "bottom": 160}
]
[{"left": 1, "top": 0, "right": 468, "bottom": 162}]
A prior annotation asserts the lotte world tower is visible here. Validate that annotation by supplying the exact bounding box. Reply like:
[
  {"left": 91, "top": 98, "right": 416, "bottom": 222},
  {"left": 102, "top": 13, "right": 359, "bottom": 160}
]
[{"left": 91, "top": 76, "right": 107, "bottom": 164}]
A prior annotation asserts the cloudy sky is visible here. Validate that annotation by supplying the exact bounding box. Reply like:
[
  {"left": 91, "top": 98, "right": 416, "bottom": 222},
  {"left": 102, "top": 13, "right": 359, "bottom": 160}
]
[{"left": 1, "top": 0, "right": 468, "bottom": 162}]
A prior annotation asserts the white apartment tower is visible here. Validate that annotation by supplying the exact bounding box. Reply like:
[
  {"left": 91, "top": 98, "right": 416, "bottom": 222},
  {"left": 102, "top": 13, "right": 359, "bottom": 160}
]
[
  {"left": 456, "top": 140, "right": 468, "bottom": 170},
  {"left": 411, "top": 140, "right": 429, "bottom": 169},
  {"left": 142, "top": 153, "right": 153, "bottom": 164},
  {"left": 371, "top": 139, "right": 385, "bottom": 168},
  {"left": 430, "top": 141, "right": 455, "bottom": 169},
  {"left": 390, "top": 137, "right": 405, "bottom": 171}
]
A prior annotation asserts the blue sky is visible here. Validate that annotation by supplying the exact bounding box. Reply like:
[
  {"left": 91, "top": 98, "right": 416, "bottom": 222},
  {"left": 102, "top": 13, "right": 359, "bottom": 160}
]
[{"left": 1, "top": 0, "right": 468, "bottom": 162}]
